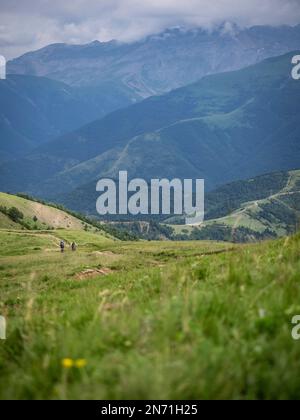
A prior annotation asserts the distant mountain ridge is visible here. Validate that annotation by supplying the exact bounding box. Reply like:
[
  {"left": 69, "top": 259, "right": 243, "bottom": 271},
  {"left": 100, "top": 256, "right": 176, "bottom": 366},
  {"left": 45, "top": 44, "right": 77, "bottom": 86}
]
[{"left": 8, "top": 24, "right": 300, "bottom": 100}]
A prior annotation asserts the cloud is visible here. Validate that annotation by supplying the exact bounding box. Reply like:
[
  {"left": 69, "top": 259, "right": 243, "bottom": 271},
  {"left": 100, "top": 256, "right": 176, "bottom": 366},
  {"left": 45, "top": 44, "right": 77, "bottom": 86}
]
[{"left": 0, "top": 0, "right": 300, "bottom": 59}]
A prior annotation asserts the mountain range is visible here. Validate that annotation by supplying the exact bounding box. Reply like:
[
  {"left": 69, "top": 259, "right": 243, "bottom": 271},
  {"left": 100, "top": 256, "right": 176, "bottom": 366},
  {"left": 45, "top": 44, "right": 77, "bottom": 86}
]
[
  {"left": 8, "top": 23, "right": 300, "bottom": 100},
  {"left": 1, "top": 50, "right": 299, "bottom": 209},
  {"left": 2, "top": 23, "right": 300, "bottom": 162}
]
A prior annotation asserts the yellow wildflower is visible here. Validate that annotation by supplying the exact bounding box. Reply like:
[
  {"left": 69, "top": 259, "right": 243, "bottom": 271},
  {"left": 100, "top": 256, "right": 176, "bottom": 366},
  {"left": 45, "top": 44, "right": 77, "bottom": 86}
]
[{"left": 62, "top": 358, "right": 74, "bottom": 369}]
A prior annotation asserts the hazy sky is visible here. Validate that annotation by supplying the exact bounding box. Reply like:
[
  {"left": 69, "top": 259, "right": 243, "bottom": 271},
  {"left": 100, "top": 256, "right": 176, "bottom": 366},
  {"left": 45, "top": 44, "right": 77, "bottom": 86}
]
[{"left": 1, "top": 0, "right": 300, "bottom": 59}]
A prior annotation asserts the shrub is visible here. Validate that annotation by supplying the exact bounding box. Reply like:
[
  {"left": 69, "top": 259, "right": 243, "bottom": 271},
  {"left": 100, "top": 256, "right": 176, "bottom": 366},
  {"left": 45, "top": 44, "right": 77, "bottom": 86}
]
[{"left": 7, "top": 207, "right": 24, "bottom": 223}]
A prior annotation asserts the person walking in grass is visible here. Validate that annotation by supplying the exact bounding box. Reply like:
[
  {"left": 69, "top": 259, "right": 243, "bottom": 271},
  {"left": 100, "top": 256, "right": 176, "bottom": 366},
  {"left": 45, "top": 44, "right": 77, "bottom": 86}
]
[
  {"left": 60, "top": 240, "right": 65, "bottom": 253},
  {"left": 71, "top": 242, "right": 77, "bottom": 252}
]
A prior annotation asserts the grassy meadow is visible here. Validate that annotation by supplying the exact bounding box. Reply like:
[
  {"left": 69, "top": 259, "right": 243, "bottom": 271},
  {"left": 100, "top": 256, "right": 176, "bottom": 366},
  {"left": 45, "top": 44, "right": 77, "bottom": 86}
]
[{"left": 0, "top": 226, "right": 300, "bottom": 400}]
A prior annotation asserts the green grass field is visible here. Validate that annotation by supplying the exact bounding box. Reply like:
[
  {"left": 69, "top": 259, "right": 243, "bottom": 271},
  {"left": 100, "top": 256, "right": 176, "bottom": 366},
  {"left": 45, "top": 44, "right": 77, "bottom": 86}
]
[{"left": 0, "top": 227, "right": 300, "bottom": 400}]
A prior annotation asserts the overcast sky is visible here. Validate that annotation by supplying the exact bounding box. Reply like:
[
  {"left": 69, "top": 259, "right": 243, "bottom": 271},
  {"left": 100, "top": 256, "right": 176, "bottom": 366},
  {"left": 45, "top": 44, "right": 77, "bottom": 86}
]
[{"left": 1, "top": 0, "right": 300, "bottom": 59}]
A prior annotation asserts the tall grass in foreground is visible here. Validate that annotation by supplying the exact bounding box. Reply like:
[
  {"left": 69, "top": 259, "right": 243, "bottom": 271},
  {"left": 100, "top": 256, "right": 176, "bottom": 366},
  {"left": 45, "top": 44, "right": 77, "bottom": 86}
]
[{"left": 0, "top": 232, "right": 300, "bottom": 399}]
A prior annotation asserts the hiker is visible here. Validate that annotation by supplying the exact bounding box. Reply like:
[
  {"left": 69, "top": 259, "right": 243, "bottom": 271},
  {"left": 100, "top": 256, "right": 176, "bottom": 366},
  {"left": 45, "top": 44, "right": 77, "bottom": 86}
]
[
  {"left": 71, "top": 242, "right": 77, "bottom": 252},
  {"left": 60, "top": 240, "right": 65, "bottom": 253}
]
